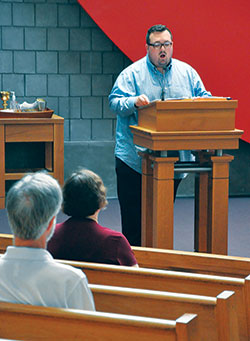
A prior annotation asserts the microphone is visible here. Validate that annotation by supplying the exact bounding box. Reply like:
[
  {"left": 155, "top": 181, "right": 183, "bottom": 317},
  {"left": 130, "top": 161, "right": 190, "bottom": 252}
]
[{"left": 161, "top": 87, "right": 165, "bottom": 101}]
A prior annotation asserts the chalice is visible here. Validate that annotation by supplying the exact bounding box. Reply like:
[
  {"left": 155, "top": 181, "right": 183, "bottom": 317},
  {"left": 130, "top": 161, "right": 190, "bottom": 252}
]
[{"left": 0, "top": 91, "right": 10, "bottom": 109}]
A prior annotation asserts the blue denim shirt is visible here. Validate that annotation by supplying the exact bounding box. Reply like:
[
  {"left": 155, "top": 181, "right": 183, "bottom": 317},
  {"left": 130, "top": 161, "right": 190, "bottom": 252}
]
[{"left": 109, "top": 56, "right": 211, "bottom": 174}]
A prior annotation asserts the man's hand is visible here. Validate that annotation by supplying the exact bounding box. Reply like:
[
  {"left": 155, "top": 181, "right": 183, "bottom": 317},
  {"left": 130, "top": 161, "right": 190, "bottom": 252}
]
[{"left": 135, "top": 95, "right": 150, "bottom": 107}]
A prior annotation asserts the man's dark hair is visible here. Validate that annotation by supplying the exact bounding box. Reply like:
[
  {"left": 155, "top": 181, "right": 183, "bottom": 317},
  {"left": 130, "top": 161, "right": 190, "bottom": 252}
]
[
  {"left": 63, "top": 169, "right": 107, "bottom": 219},
  {"left": 146, "top": 24, "right": 173, "bottom": 44}
]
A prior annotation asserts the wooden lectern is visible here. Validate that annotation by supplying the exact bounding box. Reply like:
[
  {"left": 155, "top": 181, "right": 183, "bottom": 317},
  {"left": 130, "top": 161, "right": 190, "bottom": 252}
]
[{"left": 130, "top": 99, "right": 243, "bottom": 255}]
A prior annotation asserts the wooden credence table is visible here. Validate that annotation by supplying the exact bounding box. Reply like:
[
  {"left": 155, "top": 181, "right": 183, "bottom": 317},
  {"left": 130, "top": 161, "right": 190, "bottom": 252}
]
[
  {"left": 130, "top": 99, "right": 243, "bottom": 255},
  {"left": 0, "top": 114, "right": 64, "bottom": 209}
]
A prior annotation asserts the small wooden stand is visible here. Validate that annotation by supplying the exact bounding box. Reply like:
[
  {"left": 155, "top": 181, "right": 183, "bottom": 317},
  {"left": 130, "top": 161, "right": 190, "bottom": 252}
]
[
  {"left": 130, "top": 99, "right": 243, "bottom": 254},
  {"left": 0, "top": 114, "right": 64, "bottom": 209}
]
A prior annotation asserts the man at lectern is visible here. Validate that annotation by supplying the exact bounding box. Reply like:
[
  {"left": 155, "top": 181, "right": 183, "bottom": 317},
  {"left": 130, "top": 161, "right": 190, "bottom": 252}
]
[{"left": 109, "top": 24, "right": 211, "bottom": 246}]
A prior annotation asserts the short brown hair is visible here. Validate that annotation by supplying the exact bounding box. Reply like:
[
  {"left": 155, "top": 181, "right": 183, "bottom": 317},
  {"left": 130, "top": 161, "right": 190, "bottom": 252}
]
[
  {"left": 63, "top": 169, "right": 107, "bottom": 218},
  {"left": 146, "top": 24, "right": 173, "bottom": 44}
]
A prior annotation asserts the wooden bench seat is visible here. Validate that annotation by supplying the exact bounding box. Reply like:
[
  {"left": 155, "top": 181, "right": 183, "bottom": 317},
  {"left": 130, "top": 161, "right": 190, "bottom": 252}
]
[
  {"left": 58, "top": 260, "right": 250, "bottom": 340},
  {"left": 90, "top": 284, "right": 239, "bottom": 340},
  {"left": 0, "top": 301, "right": 199, "bottom": 341},
  {"left": 0, "top": 233, "right": 248, "bottom": 339}
]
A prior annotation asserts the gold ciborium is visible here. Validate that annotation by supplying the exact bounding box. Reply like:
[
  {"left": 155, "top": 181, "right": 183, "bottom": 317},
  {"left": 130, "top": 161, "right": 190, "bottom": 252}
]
[{"left": 0, "top": 91, "right": 10, "bottom": 109}]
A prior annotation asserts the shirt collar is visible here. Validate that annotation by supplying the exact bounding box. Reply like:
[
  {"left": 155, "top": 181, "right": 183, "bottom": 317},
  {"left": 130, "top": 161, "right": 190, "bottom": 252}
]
[{"left": 4, "top": 246, "right": 53, "bottom": 260}]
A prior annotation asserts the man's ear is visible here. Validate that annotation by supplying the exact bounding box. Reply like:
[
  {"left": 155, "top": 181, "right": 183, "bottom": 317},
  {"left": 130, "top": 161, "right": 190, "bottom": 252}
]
[
  {"left": 47, "top": 216, "right": 55, "bottom": 233},
  {"left": 145, "top": 43, "right": 149, "bottom": 52}
]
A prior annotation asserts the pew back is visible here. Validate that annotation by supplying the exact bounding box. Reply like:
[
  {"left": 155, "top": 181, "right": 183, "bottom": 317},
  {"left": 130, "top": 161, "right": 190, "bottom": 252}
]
[
  {"left": 90, "top": 284, "right": 239, "bottom": 341},
  {"left": 0, "top": 233, "right": 12, "bottom": 254},
  {"left": 1, "top": 233, "right": 250, "bottom": 278},
  {"left": 58, "top": 260, "right": 249, "bottom": 340},
  {"left": 132, "top": 246, "right": 250, "bottom": 278},
  {"left": 0, "top": 233, "right": 248, "bottom": 339},
  {"left": 0, "top": 302, "right": 199, "bottom": 341},
  {"left": 1, "top": 234, "right": 250, "bottom": 278}
]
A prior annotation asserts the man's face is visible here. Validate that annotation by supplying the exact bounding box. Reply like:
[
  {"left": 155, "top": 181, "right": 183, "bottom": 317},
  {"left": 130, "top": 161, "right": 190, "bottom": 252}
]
[{"left": 146, "top": 30, "right": 173, "bottom": 70}]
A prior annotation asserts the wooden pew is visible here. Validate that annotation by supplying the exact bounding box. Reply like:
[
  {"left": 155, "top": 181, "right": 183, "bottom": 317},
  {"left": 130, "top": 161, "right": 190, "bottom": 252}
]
[
  {"left": 58, "top": 260, "right": 250, "bottom": 341},
  {"left": 0, "top": 301, "right": 199, "bottom": 341},
  {"left": 132, "top": 246, "right": 250, "bottom": 278},
  {"left": 90, "top": 284, "right": 239, "bottom": 340},
  {"left": 1, "top": 233, "right": 250, "bottom": 278},
  {"left": 0, "top": 233, "right": 248, "bottom": 339},
  {"left": 1, "top": 233, "right": 250, "bottom": 279},
  {"left": 0, "top": 233, "right": 12, "bottom": 254}
]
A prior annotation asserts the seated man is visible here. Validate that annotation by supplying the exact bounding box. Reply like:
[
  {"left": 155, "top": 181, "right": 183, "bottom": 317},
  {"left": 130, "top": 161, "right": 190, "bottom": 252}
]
[
  {"left": 0, "top": 172, "right": 95, "bottom": 310},
  {"left": 48, "top": 169, "right": 138, "bottom": 267}
]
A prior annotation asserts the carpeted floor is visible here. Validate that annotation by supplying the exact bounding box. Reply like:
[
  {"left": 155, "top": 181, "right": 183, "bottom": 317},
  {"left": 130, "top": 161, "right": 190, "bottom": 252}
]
[{"left": 1, "top": 197, "right": 250, "bottom": 258}]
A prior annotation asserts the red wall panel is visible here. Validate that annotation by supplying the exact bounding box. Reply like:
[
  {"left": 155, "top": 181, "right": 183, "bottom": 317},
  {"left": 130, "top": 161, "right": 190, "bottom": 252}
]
[{"left": 78, "top": 0, "right": 250, "bottom": 142}]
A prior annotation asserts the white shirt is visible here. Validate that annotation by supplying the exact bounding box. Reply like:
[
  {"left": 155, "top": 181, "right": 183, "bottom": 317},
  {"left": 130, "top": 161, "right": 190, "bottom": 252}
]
[{"left": 0, "top": 246, "right": 95, "bottom": 310}]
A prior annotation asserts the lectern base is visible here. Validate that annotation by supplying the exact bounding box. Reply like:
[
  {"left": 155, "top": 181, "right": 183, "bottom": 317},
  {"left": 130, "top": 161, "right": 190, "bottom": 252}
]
[{"left": 141, "top": 152, "right": 233, "bottom": 255}]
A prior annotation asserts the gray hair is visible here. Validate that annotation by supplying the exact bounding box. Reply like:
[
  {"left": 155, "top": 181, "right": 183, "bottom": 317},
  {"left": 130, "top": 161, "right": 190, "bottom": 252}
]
[{"left": 6, "top": 172, "right": 62, "bottom": 240}]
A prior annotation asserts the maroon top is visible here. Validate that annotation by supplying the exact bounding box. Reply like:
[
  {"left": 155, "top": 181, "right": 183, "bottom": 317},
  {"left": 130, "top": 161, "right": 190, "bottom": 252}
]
[{"left": 47, "top": 217, "right": 137, "bottom": 266}]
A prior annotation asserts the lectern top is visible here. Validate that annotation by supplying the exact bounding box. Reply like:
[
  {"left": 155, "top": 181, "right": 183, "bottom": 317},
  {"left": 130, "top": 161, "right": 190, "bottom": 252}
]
[
  {"left": 137, "top": 97, "right": 238, "bottom": 132},
  {"left": 142, "top": 98, "right": 238, "bottom": 110}
]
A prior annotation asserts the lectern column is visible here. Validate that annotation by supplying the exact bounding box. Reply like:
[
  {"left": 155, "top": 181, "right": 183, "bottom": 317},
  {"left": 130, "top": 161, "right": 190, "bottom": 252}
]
[
  {"left": 194, "top": 171, "right": 209, "bottom": 252},
  {"left": 144, "top": 155, "right": 179, "bottom": 248},
  {"left": 195, "top": 153, "right": 234, "bottom": 254},
  {"left": 141, "top": 153, "right": 153, "bottom": 246},
  {"left": 208, "top": 155, "right": 234, "bottom": 254}
]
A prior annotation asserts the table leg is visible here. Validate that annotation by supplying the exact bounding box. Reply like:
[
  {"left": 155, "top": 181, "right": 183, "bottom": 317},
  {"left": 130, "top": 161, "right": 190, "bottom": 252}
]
[{"left": 53, "top": 122, "right": 64, "bottom": 186}]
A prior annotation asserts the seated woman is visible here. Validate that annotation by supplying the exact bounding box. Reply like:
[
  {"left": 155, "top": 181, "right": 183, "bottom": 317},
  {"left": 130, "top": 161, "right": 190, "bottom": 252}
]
[{"left": 48, "top": 169, "right": 138, "bottom": 267}]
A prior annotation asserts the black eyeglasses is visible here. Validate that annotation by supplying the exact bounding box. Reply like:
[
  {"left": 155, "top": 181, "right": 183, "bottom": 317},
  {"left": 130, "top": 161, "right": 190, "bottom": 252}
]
[{"left": 148, "top": 41, "right": 173, "bottom": 49}]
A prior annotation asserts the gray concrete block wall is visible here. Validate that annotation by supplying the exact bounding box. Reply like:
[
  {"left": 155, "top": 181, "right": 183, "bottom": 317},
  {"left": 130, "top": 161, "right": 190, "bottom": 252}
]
[
  {"left": 0, "top": 0, "right": 133, "bottom": 198},
  {"left": 0, "top": 0, "right": 249, "bottom": 197},
  {"left": 0, "top": 0, "right": 129, "bottom": 197}
]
